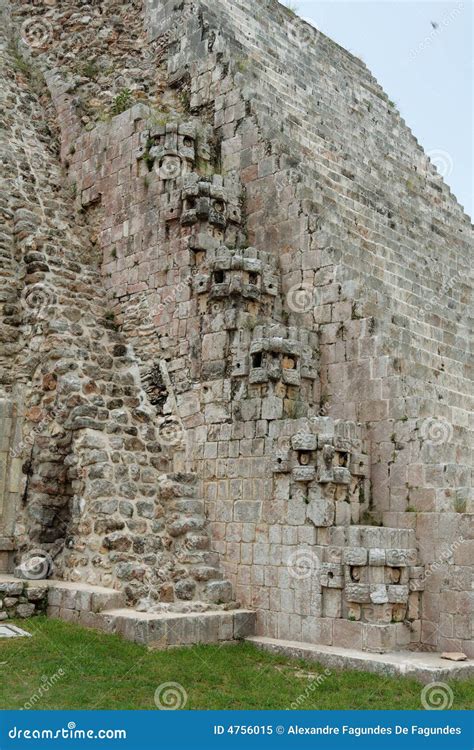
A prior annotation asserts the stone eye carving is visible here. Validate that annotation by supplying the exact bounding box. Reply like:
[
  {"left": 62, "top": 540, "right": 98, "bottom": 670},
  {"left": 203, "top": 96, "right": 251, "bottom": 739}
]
[
  {"left": 350, "top": 566, "right": 361, "bottom": 582},
  {"left": 298, "top": 451, "right": 311, "bottom": 466}
]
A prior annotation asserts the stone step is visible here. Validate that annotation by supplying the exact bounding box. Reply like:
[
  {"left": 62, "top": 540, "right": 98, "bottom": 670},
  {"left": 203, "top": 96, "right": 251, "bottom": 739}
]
[
  {"left": 246, "top": 636, "right": 474, "bottom": 684},
  {"left": 0, "top": 577, "right": 126, "bottom": 613},
  {"left": 74, "top": 607, "right": 256, "bottom": 648}
]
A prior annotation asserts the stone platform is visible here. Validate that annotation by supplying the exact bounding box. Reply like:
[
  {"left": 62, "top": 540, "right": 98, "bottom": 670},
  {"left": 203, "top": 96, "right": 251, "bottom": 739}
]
[
  {"left": 0, "top": 576, "right": 255, "bottom": 648},
  {"left": 247, "top": 636, "right": 474, "bottom": 684}
]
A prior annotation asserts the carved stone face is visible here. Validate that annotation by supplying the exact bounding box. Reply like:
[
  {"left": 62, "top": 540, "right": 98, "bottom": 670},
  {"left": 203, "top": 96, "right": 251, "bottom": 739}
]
[{"left": 157, "top": 155, "right": 182, "bottom": 180}]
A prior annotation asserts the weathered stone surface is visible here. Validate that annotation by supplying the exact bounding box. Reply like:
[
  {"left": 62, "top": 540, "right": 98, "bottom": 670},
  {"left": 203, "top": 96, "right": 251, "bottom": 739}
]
[{"left": 0, "top": 0, "right": 470, "bottom": 659}]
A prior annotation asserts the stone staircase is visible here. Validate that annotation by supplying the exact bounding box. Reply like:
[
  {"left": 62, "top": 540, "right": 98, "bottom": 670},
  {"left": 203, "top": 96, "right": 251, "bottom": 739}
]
[{"left": 0, "top": 575, "right": 255, "bottom": 646}]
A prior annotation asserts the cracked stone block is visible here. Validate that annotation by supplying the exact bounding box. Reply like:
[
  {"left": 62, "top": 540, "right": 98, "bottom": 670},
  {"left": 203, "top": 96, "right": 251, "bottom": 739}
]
[{"left": 205, "top": 580, "right": 233, "bottom": 604}]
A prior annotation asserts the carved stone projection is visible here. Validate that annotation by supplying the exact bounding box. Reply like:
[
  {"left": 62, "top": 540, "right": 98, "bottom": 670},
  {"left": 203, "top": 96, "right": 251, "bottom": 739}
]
[
  {"left": 272, "top": 417, "right": 370, "bottom": 519},
  {"left": 157, "top": 173, "right": 243, "bottom": 247},
  {"left": 319, "top": 527, "right": 425, "bottom": 649},
  {"left": 181, "top": 175, "right": 242, "bottom": 245},
  {"left": 137, "top": 121, "right": 197, "bottom": 179},
  {"left": 193, "top": 245, "right": 279, "bottom": 320},
  {"left": 249, "top": 325, "right": 318, "bottom": 387}
]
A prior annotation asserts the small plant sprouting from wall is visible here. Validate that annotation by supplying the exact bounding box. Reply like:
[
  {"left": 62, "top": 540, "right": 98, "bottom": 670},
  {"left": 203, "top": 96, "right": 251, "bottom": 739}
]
[
  {"left": 111, "top": 88, "right": 133, "bottom": 116},
  {"left": 82, "top": 61, "right": 99, "bottom": 80},
  {"left": 179, "top": 88, "right": 191, "bottom": 113},
  {"left": 453, "top": 496, "right": 467, "bottom": 513},
  {"left": 283, "top": 1, "right": 299, "bottom": 14}
]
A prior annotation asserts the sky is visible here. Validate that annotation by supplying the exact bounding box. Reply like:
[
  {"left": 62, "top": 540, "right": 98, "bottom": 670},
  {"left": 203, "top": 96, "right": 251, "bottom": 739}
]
[{"left": 287, "top": 0, "right": 473, "bottom": 218}]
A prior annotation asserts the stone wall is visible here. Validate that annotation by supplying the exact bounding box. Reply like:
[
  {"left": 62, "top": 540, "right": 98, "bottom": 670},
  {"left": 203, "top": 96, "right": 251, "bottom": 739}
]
[
  {"left": 0, "top": 4, "right": 232, "bottom": 610},
  {"left": 143, "top": 0, "right": 472, "bottom": 654},
  {"left": 0, "top": 580, "right": 48, "bottom": 620},
  {"left": 2, "top": 0, "right": 472, "bottom": 655}
]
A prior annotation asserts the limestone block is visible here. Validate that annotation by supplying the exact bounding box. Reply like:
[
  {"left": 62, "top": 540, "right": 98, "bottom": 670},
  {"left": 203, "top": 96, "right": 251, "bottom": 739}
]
[
  {"left": 345, "top": 583, "right": 371, "bottom": 604},
  {"left": 386, "top": 549, "right": 418, "bottom": 566},
  {"left": 291, "top": 433, "right": 317, "bottom": 451},
  {"left": 343, "top": 547, "right": 368, "bottom": 566},
  {"left": 292, "top": 466, "right": 316, "bottom": 482},
  {"left": 333, "top": 467, "right": 351, "bottom": 485},
  {"left": 205, "top": 579, "right": 233, "bottom": 603},
  {"left": 368, "top": 548, "right": 386, "bottom": 566},
  {"left": 261, "top": 396, "right": 283, "bottom": 421},
  {"left": 363, "top": 624, "right": 398, "bottom": 653},
  {"left": 16, "top": 603, "right": 35, "bottom": 618},
  {"left": 333, "top": 619, "right": 363, "bottom": 650},
  {"left": 335, "top": 501, "right": 351, "bottom": 526},
  {"left": 370, "top": 584, "right": 389, "bottom": 604},
  {"left": 306, "top": 495, "right": 335, "bottom": 527},
  {"left": 387, "top": 584, "right": 409, "bottom": 604},
  {"left": 272, "top": 452, "right": 290, "bottom": 473},
  {"left": 320, "top": 563, "right": 343, "bottom": 589},
  {"left": 322, "top": 589, "right": 342, "bottom": 618}
]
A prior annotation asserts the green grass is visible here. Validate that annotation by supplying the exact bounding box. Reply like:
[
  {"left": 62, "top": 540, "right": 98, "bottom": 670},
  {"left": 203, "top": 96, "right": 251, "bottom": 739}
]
[{"left": 0, "top": 618, "right": 472, "bottom": 710}]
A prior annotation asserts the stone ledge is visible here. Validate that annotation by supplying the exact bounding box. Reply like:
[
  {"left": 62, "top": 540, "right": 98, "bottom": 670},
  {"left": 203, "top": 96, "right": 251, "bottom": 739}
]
[
  {"left": 246, "top": 636, "right": 474, "bottom": 684},
  {"left": 47, "top": 606, "right": 256, "bottom": 648}
]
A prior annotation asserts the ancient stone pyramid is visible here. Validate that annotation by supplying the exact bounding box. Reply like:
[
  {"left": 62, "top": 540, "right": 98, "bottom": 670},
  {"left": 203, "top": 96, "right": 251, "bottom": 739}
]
[{"left": 0, "top": 0, "right": 472, "bottom": 658}]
